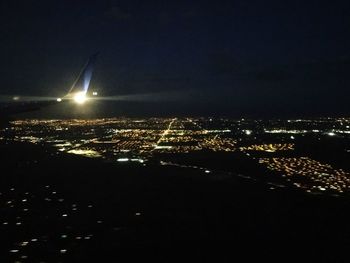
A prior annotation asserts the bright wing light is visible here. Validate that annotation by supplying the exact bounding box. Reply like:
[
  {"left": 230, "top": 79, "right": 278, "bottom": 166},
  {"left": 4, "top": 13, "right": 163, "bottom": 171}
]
[{"left": 73, "top": 92, "right": 87, "bottom": 104}]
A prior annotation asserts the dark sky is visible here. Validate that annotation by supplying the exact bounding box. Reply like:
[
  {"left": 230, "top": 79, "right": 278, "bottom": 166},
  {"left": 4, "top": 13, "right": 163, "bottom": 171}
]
[{"left": 1, "top": 0, "right": 350, "bottom": 117}]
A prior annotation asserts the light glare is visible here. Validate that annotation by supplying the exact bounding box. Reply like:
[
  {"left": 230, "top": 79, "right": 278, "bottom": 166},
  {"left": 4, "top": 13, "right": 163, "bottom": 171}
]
[{"left": 74, "top": 92, "right": 87, "bottom": 104}]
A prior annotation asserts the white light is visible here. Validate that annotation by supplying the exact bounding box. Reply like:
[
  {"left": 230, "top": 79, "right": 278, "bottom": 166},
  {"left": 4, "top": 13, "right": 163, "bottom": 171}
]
[
  {"left": 117, "top": 158, "right": 129, "bottom": 162},
  {"left": 74, "top": 92, "right": 87, "bottom": 104},
  {"left": 328, "top": 132, "right": 335, "bottom": 136},
  {"left": 154, "top": 145, "right": 172, "bottom": 149},
  {"left": 92, "top": 91, "right": 98, "bottom": 96},
  {"left": 245, "top": 130, "right": 252, "bottom": 135},
  {"left": 290, "top": 136, "right": 295, "bottom": 139},
  {"left": 130, "top": 158, "right": 145, "bottom": 163},
  {"left": 57, "top": 98, "right": 62, "bottom": 102}
]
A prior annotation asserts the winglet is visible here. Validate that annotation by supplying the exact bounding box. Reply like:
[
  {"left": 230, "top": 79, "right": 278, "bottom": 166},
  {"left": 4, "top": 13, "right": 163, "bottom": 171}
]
[{"left": 66, "top": 53, "right": 99, "bottom": 96}]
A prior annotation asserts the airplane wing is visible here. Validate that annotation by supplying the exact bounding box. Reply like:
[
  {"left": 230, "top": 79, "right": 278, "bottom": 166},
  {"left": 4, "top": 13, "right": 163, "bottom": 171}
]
[
  {"left": 0, "top": 100, "right": 59, "bottom": 115},
  {"left": 67, "top": 53, "right": 98, "bottom": 95},
  {"left": 0, "top": 53, "right": 98, "bottom": 116}
]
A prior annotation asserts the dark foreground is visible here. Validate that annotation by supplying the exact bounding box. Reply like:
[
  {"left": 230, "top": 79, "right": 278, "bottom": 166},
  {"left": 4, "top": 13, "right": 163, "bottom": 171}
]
[{"left": 1, "top": 141, "right": 350, "bottom": 262}]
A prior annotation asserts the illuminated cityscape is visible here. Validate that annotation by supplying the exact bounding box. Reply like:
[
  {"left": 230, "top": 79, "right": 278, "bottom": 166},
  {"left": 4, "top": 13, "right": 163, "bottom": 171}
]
[
  {"left": 2, "top": 0, "right": 350, "bottom": 260},
  {"left": 3, "top": 117, "right": 350, "bottom": 196},
  {"left": 259, "top": 157, "right": 350, "bottom": 193}
]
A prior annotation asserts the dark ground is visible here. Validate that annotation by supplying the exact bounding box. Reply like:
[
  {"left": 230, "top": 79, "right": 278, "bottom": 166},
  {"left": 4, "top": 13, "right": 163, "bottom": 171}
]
[{"left": 1, "top": 141, "right": 350, "bottom": 262}]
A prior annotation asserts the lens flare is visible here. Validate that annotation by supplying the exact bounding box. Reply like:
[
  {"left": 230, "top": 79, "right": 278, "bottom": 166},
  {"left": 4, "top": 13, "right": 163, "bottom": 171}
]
[{"left": 74, "top": 92, "right": 87, "bottom": 104}]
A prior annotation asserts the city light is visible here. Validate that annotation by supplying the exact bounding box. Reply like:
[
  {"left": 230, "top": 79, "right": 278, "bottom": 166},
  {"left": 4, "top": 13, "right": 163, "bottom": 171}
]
[
  {"left": 259, "top": 157, "right": 350, "bottom": 193},
  {"left": 7, "top": 117, "right": 350, "bottom": 195},
  {"left": 244, "top": 130, "right": 252, "bottom": 135}
]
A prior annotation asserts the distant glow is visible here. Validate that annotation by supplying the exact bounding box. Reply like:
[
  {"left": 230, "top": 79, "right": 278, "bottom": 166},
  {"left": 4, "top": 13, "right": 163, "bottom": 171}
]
[
  {"left": 244, "top": 130, "right": 252, "bottom": 135},
  {"left": 290, "top": 136, "right": 295, "bottom": 139},
  {"left": 130, "top": 158, "right": 145, "bottom": 163},
  {"left": 154, "top": 145, "right": 173, "bottom": 149},
  {"left": 92, "top": 91, "right": 98, "bottom": 96},
  {"left": 67, "top": 149, "right": 101, "bottom": 158},
  {"left": 328, "top": 132, "right": 336, "bottom": 136},
  {"left": 117, "top": 158, "right": 145, "bottom": 163},
  {"left": 74, "top": 92, "right": 87, "bottom": 104},
  {"left": 13, "top": 96, "right": 20, "bottom": 101},
  {"left": 207, "top": 129, "right": 231, "bottom": 133},
  {"left": 117, "top": 158, "right": 129, "bottom": 162},
  {"left": 56, "top": 98, "right": 62, "bottom": 102},
  {"left": 332, "top": 130, "right": 350, "bottom": 134},
  {"left": 240, "top": 143, "right": 294, "bottom": 152},
  {"left": 265, "top": 129, "right": 308, "bottom": 134}
]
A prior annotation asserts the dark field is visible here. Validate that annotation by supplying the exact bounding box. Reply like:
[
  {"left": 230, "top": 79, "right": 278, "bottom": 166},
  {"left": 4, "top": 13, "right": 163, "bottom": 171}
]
[{"left": 1, "top": 139, "right": 350, "bottom": 262}]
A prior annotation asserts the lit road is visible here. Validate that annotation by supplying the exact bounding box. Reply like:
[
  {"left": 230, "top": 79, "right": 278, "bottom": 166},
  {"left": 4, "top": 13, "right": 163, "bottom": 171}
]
[{"left": 154, "top": 118, "right": 177, "bottom": 148}]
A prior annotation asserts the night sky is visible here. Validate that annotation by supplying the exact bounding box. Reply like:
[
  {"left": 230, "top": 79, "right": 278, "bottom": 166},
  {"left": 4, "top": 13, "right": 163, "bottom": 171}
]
[{"left": 1, "top": 0, "right": 350, "bottom": 117}]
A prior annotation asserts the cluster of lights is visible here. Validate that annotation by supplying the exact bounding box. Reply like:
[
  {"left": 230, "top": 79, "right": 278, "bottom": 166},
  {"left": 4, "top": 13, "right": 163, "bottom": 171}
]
[
  {"left": 1, "top": 185, "right": 100, "bottom": 261},
  {"left": 67, "top": 149, "right": 102, "bottom": 158},
  {"left": 259, "top": 157, "right": 350, "bottom": 193},
  {"left": 240, "top": 143, "right": 294, "bottom": 152},
  {"left": 7, "top": 118, "right": 239, "bottom": 160},
  {"left": 264, "top": 129, "right": 308, "bottom": 134},
  {"left": 5, "top": 117, "right": 350, "bottom": 197}
]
